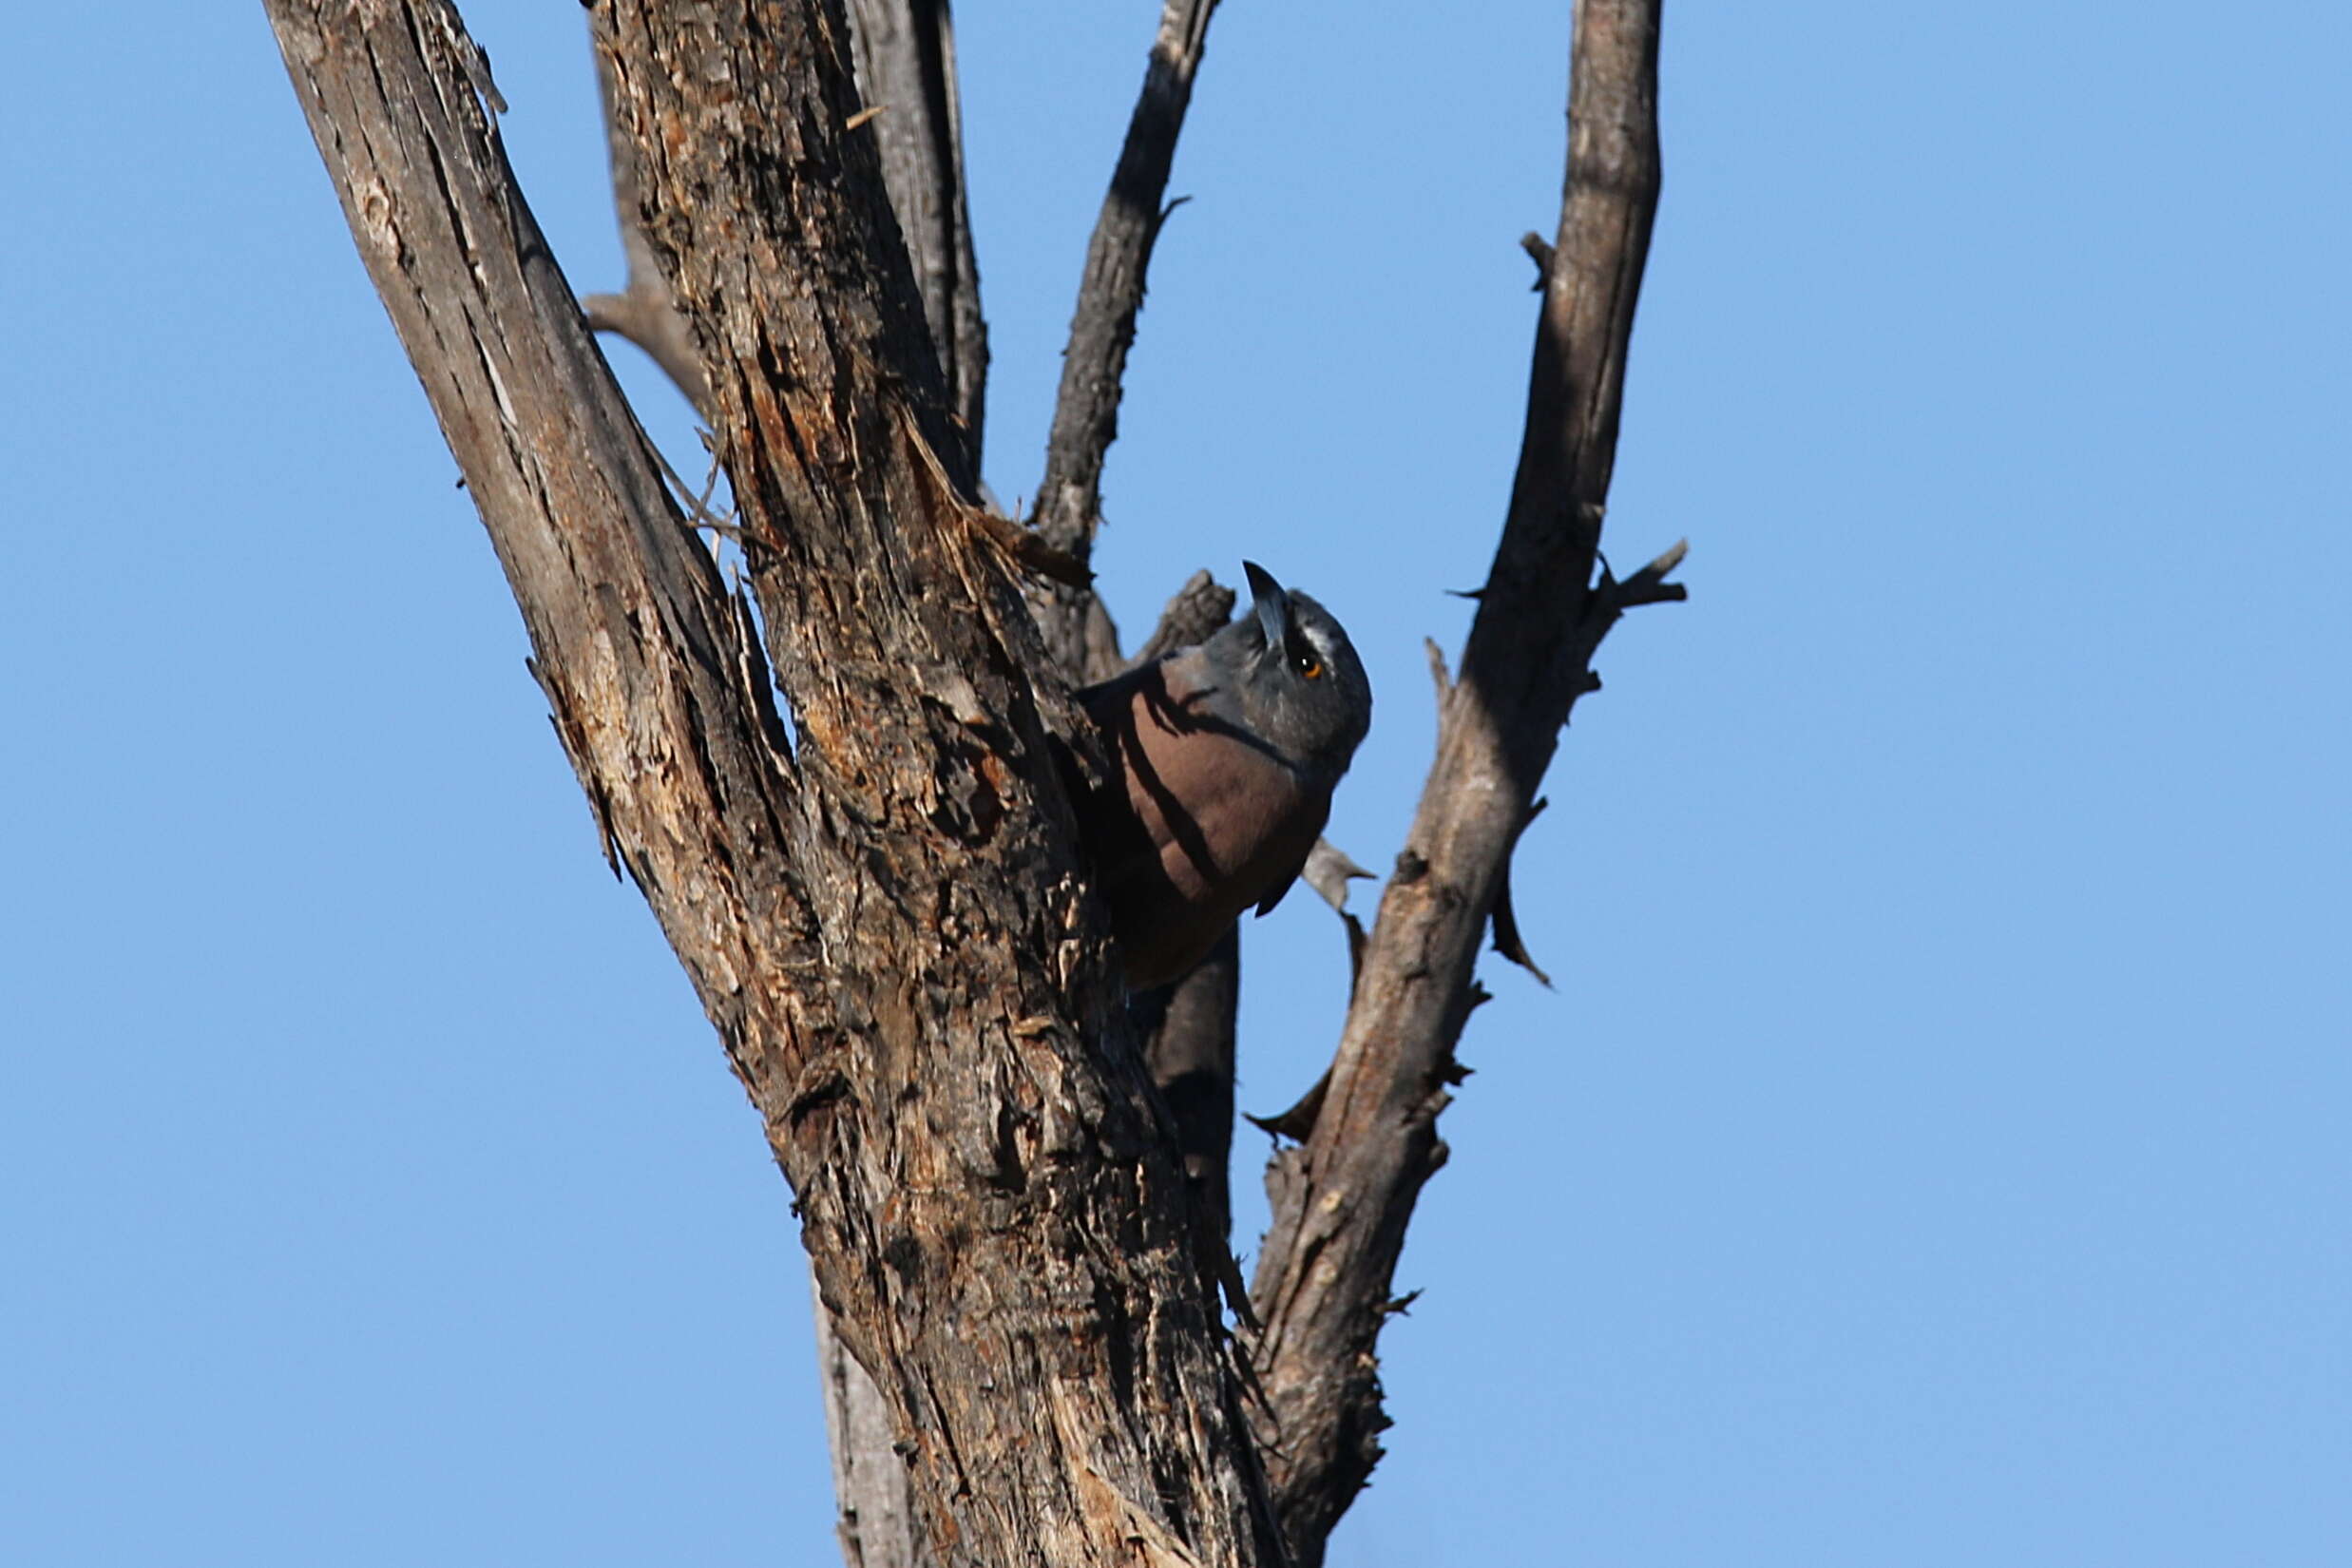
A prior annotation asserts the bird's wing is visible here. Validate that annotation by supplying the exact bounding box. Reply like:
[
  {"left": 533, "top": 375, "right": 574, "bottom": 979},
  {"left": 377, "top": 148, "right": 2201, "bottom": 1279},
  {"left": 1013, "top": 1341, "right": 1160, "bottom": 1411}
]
[
  {"left": 1249, "top": 780, "right": 1335, "bottom": 917},
  {"left": 1076, "top": 660, "right": 1152, "bottom": 720},
  {"left": 1253, "top": 856, "right": 1308, "bottom": 918}
]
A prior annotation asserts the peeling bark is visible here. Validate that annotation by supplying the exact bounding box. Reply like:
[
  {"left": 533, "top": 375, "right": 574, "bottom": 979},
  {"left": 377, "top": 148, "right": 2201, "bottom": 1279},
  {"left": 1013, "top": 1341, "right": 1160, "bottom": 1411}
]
[{"left": 266, "top": 3, "right": 1285, "bottom": 1565}]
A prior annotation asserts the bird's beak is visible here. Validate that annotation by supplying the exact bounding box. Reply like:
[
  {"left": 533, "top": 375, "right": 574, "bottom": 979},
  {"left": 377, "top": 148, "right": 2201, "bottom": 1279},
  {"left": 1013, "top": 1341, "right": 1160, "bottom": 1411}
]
[{"left": 1242, "top": 560, "right": 1291, "bottom": 652}]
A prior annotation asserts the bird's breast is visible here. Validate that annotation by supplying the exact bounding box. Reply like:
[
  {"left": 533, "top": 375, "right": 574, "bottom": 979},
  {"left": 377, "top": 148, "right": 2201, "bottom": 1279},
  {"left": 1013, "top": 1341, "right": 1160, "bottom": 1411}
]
[
  {"left": 1079, "top": 657, "right": 1331, "bottom": 987},
  {"left": 1119, "top": 699, "right": 1318, "bottom": 900}
]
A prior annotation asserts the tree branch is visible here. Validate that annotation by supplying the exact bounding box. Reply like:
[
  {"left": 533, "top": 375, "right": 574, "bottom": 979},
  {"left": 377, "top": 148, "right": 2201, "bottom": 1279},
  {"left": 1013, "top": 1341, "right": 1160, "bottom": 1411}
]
[
  {"left": 1129, "top": 567, "right": 1237, "bottom": 667},
  {"left": 814, "top": 1278, "right": 939, "bottom": 1568},
  {"left": 846, "top": 0, "right": 989, "bottom": 462},
  {"left": 266, "top": 0, "right": 813, "bottom": 1084},
  {"left": 1246, "top": 3, "right": 1673, "bottom": 1559},
  {"left": 1031, "top": 0, "right": 1225, "bottom": 677}
]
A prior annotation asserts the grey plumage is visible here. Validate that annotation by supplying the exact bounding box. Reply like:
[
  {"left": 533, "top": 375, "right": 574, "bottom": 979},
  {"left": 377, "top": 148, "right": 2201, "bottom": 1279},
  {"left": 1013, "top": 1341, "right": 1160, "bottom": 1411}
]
[{"left": 1078, "top": 562, "right": 1372, "bottom": 988}]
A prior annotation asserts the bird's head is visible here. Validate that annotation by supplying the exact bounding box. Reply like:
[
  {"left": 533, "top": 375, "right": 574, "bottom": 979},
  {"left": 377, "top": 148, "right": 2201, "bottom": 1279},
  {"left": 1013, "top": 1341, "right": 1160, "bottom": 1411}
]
[{"left": 1196, "top": 561, "right": 1372, "bottom": 782}]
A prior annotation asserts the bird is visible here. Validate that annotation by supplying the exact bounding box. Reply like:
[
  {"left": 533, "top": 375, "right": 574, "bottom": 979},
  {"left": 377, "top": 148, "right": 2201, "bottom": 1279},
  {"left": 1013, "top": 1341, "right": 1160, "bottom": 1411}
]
[{"left": 1077, "top": 562, "right": 1372, "bottom": 989}]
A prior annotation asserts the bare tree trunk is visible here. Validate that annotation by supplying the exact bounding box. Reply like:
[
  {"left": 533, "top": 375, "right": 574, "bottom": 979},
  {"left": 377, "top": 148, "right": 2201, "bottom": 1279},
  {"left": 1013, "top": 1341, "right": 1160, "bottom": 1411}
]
[
  {"left": 266, "top": 4, "right": 1285, "bottom": 1565},
  {"left": 827, "top": 10, "right": 990, "bottom": 1558},
  {"left": 588, "top": 6, "right": 1242, "bottom": 1557},
  {"left": 262, "top": 0, "right": 1676, "bottom": 1563}
]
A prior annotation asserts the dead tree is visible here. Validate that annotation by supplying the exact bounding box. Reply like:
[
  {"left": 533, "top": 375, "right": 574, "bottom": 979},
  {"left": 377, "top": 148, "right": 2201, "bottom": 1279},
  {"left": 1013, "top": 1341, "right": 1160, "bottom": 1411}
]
[{"left": 262, "top": 2, "right": 1675, "bottom": 1566}]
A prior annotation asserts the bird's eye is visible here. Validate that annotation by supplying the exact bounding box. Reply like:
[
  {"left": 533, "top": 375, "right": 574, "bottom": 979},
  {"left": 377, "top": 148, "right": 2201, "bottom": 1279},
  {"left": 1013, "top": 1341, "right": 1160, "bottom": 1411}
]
[{"left": 1293, "top": 652, "right": 1324, "bottom": 680}]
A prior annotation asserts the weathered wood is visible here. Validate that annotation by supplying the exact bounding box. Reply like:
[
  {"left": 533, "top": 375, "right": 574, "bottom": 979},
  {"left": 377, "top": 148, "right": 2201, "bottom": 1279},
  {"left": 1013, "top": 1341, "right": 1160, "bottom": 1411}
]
[
  {"left": 266, "top": 3, "right": 1286, "bottom": 1565},
  {"left": 266, "top": 2, "right": 813, "bottom": 1098},
  {"left": 581, "top": 42, "right": 711, "bottom": 414},
  {"left": 1031, "top": 0, "right": 1226, "bottom": 677},
  {"left": 814, "top": 1272, "right": 937, "bottom": 1568},
  {"left": 270, "top": 0, "right": 1681, "bottom": 1560},
  {"left": 847, "top": 0, "right": 988, "bottom": 462},
  {"left": 1246, "top": 3, "right": 1674, "bottom": 1560},
  {"left": 827, "top": 10, "right": 994, "bottom": 1556},
  {"left": 583, "top": 0, "right": 988, "bottom": 458}
]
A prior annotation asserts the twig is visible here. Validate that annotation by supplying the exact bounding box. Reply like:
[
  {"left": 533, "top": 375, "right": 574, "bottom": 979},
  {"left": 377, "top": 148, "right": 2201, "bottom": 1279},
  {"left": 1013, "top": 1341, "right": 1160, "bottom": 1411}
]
[
  {"left": 1519, "top": 230, "right": 1553, "bottom": 290},
  {"left": 1607, "top": 536, "right": 1691, "bottom": 608},
  {"left": 1487, "top": 797, "right": 1553, "bottom": 986},
  {"left": 647, "top": 434, "right": 740, "bottom": 542}
]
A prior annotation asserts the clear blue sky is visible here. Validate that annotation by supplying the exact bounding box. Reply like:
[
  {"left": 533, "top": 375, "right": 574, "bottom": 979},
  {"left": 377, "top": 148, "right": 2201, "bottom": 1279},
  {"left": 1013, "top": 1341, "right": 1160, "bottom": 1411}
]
[{"left": 6, "top": 2, "right": 2347, "bottom": 1563}]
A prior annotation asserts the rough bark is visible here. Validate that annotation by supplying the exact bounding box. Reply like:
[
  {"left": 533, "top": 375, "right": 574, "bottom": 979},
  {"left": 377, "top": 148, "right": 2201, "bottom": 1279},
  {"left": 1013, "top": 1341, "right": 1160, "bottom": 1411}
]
[
  {"left": 591, "top": 1, "right": 1224, "bottom": 1556},
  {"left": 1245, "top": 3, "right": 1677, "bottom": 1561},
  {"left": 266, "top": 4, "right": 1286, "bottom": 1566},
  {"left": 585, "top": 0, "right": 987, "bottom": 463},
  {"left": 581, "top": 42, "right": 710, "bottom": 414},
  {"left": 830, "top": 8, "right": 994, "bottom": 1554}
]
